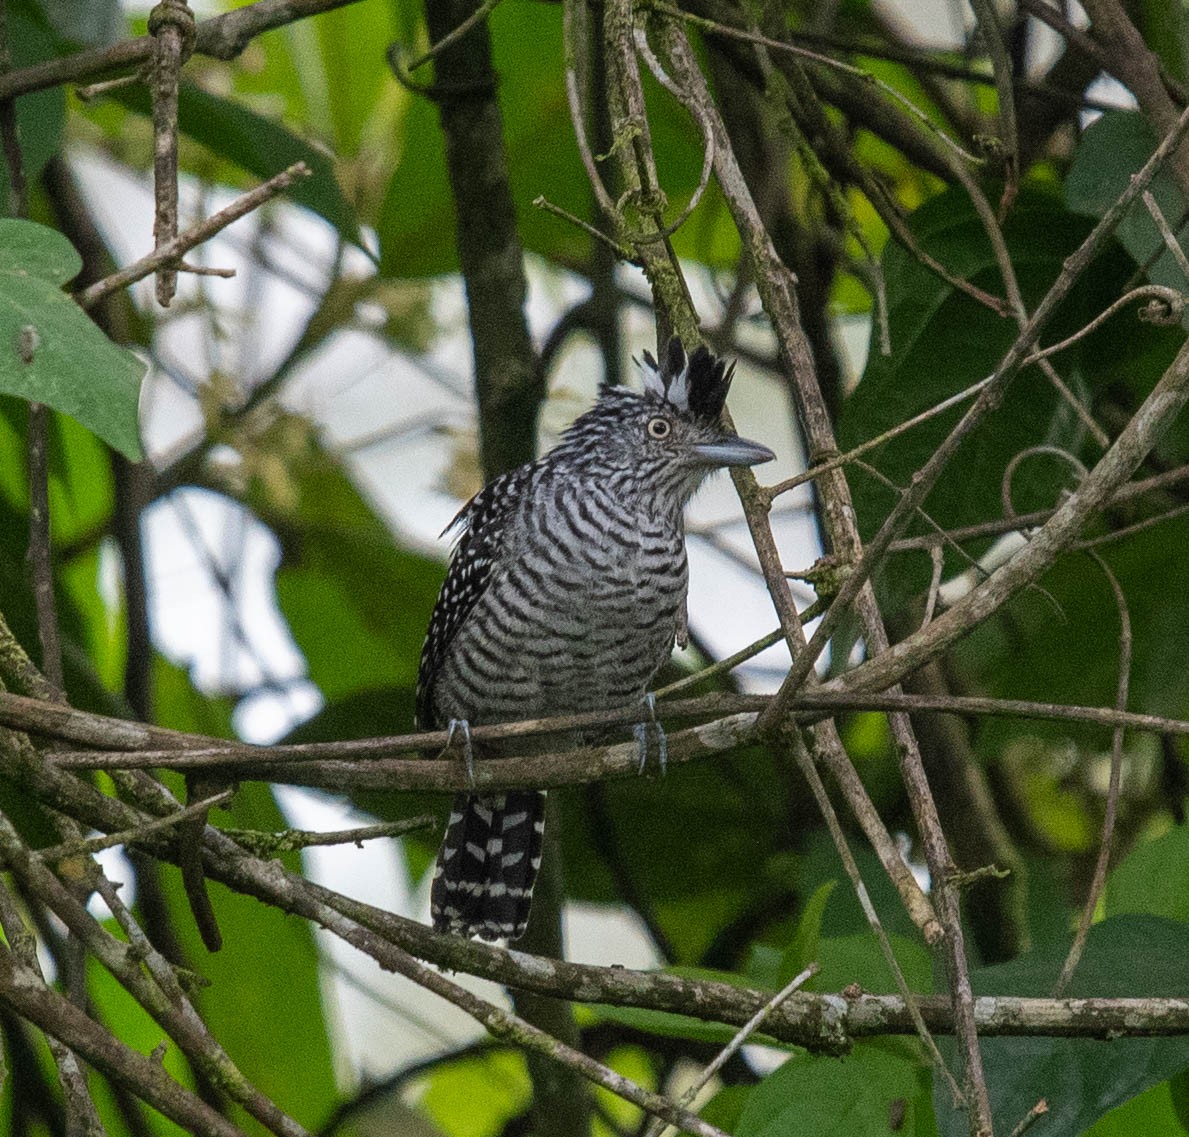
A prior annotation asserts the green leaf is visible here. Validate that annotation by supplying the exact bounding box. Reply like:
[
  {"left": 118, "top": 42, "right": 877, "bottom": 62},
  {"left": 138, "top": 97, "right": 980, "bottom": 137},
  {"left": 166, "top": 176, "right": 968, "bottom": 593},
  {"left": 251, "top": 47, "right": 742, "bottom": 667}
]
[
  {"left": 0, "top": 4, "right": 66, "bottom": 204},
  {"left": 934, "top": 916, "right": 1189, "bottom": 1137},
  {"left": 418, "top": 1047, "right": 531, "bottom": 1137},
  {"left": 1108, "top": 824, "right": 1189, "bottom": 923},
  {"left": 838, "top": 188, "right": 1153, "bottom": 610},
  {"left": 958, "top": 511, "right": 1189, "bottom": 763},
  {"left": 779, "top": 879, "right": 837, "bottom": 982},
  {"left": 737, "top": 1040, "right": 935, "bottom": 1137},
  {"left": 805, "top": 931, "right": 933, "bottom": 997},
  {"left": 0, "top": 220, "right": 144, "bottom": 458},
  {"left": 1085, "top": 1075, "right": 1189, "bottom": 1137}
]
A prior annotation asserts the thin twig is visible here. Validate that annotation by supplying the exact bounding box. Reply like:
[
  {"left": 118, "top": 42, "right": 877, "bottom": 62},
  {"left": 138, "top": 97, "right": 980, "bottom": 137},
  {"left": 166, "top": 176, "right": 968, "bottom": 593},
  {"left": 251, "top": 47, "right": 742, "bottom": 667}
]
[
  {"left": 223, "top": 815, "right": 436, "bottom": 855},
  {"left": 562, "top": 0, "right": 618, "bottom": 219},
  {"left": 533, "top": 194, "right": 632, "bottom": 258},
  {"left": 0, "top": 0, "right": 371, "bottom": 102},
  {"left": 786, "top": 731, "right": 961, "bottom": 1100},
  {"left": 968, "top": 0, "right": 1019, "bottom": 217},
  {"left": 633, "top": 22, "right": 715, "bottom": 238},
  {"left": 1008, "top": 1099, "right": 1049, "bottom": 1137},
  {"left": 764, "top": 375, "right": 993, "bottom": 502},
  {"left": 403, "top": 0, "right": 501, "bottom": 71},
  {"left": 643, "top": 964, "right": 820, "bottom": 1137},
  {"left": 1142, "top": 190, "right": 1189, "bottom": 283},
  {"left": 34, "top": 790, "right": 234, "bottom": 862}
]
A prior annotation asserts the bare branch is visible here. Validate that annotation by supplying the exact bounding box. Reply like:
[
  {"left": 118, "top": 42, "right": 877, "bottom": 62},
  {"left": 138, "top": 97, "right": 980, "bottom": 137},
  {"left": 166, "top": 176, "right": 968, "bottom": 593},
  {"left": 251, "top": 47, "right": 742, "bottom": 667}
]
[
  {"left": 0, "top": 0, "right": 371, "bottom": 101},
  {"left": 76, "top": 161, "right": 311, "bottom": 310}
]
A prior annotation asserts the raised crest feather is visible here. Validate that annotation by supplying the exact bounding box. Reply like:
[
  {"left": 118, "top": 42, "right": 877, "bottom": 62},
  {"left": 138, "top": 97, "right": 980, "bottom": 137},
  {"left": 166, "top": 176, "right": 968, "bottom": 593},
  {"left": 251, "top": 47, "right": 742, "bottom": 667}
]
[{"left": 638, "top": 337, "right": 734, "bottom": 421}]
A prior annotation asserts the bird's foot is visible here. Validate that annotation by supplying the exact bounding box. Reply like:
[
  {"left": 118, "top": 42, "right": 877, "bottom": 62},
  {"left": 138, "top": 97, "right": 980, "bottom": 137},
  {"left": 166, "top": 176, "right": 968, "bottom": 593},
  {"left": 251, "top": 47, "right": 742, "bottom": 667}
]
[
  {"left": 632, "top": 693, "right": 667, "bottom": 776},
  {"left": 445, "top": 718, "right": 476, "bottom": 786}
]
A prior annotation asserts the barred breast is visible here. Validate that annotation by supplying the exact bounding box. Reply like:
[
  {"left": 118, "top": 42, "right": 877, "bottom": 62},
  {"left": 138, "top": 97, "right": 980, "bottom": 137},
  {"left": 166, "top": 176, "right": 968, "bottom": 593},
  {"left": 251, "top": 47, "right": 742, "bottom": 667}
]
[{"left": 430, "top": 471, "right": 687, "bottom": 729}]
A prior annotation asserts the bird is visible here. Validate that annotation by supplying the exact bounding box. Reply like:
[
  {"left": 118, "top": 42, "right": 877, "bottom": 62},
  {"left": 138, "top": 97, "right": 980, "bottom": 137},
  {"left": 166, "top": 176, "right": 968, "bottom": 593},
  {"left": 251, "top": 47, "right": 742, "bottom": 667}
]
[{"left": 416, "top": 338, "right": 775, "bottom": 941}]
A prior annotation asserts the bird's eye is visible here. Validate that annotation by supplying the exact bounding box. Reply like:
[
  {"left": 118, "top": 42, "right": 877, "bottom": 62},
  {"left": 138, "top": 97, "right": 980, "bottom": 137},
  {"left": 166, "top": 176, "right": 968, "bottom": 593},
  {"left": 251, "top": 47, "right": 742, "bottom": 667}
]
[{"left": 647, "top": 417, "right": 671, "bottom": 439}]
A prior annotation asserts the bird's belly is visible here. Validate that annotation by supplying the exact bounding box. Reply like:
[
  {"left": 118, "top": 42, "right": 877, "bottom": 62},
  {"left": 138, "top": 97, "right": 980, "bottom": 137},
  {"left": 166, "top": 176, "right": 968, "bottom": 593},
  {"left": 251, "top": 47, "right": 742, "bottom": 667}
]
[{"left": 433, "top": 540, "right": 686, "bottom": 725}]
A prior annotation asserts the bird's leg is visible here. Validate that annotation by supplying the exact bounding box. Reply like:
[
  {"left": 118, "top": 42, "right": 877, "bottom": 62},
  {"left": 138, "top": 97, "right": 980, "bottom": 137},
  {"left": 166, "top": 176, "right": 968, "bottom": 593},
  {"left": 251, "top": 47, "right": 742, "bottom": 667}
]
[
  {"left": 632, "top": 693, "right": 667, "bottom": 776},
  {"left": 445, "top": 718, "right": 476, "bottom": 786}
]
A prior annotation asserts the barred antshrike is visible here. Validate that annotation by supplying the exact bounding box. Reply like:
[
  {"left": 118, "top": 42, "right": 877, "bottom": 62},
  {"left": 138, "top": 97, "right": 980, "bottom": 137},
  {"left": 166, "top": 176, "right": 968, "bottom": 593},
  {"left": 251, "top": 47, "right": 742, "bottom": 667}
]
[{"left": 416, "top": 340, "right": 774, "bottom": 940}]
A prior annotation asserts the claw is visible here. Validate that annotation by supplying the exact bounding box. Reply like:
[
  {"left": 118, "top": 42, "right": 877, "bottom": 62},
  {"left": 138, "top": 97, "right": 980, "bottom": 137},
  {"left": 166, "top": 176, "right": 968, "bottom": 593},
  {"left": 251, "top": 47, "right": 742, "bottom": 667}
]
[
  {"left": 445, "top": 718, "right": 476, "bottom": 786},
  {"left": 633, "top": 693, "right": 667, "bottom": 776}
]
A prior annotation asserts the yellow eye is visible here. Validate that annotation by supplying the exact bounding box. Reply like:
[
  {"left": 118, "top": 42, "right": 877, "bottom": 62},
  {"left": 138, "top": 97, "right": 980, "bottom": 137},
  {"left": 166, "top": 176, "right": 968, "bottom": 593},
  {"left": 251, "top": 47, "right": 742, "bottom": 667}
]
[{"left": 647, "top": 416, "right": 671, "bottom": 439}]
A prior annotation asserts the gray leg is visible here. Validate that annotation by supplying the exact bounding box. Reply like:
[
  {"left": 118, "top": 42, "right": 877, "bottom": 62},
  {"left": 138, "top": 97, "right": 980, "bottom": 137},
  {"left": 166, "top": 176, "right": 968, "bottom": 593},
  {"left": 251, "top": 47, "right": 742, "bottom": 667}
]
[
  {"left": 632, "top": 693, "right": 667, "bottom": 776},
  {"left": 445, "top": 718, "right": 476, "bottom": 786}
]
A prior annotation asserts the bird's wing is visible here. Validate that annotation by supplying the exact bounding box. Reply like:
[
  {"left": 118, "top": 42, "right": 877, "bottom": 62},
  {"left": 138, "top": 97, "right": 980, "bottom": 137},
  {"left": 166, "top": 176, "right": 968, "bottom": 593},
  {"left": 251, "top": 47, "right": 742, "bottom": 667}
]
[{"left": 415, "top": 464, "right": 533, "bottom": 729}]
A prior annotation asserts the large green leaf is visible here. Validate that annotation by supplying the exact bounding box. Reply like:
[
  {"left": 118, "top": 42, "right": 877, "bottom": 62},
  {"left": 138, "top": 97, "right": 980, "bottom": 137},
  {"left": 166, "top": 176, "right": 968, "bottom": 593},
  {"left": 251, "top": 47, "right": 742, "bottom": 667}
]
[
  {"left": 0, "top": 220, "right": 144, "bottom": 458},
  {"left": 1085, "top": 1075, "right": 1189, "bottom": 1137},
  {"left": 934, "top": 916, "right": 1189, "bottom": 1137},
  {"left": 957, "top": 510, "right": 1189, "bottom": 764},
  {"left": 837, "top": 188, "right": 1163, "bottom": 609}
]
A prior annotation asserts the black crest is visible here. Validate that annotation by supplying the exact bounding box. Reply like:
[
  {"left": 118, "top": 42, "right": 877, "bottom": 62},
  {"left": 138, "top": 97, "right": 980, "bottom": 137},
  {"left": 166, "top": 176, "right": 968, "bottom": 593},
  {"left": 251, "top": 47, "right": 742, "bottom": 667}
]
[{"left": 639, "top": 337, "right": 735, "bottom": 421}]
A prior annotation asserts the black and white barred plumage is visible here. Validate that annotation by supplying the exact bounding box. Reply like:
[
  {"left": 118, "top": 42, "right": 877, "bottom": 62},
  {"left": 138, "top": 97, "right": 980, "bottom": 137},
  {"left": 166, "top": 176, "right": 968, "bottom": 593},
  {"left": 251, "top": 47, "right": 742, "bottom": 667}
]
[{"left": 417, "top": 339, "right": 774, "bottom": 941}]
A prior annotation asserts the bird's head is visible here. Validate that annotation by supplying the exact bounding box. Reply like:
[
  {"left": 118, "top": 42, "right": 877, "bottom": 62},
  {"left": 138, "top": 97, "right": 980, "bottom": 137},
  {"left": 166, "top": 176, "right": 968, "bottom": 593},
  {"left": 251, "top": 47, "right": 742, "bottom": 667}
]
[{"left": 560, "top": 338, "right": 775, "bottom": 506}]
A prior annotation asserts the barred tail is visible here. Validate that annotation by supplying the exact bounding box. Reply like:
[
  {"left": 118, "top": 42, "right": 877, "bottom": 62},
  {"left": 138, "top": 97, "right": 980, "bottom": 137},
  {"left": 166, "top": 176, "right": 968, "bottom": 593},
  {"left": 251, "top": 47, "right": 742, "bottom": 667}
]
[{"left": 431, "top": 790, "right": 546, "bottom": 941}]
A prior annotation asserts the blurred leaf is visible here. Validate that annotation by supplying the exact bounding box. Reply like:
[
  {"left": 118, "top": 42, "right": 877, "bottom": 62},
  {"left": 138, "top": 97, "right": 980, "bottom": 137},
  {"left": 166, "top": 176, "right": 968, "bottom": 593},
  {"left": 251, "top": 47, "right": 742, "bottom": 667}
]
[
  {"left": 838, "top": 188, "right": 1164, "bottom": 610},
  {"left": 32, "top": 0, "right": 123, "bottom": 46},
  {"left": 165, "top": 781, "right": 339, "bottom": 1130},
  {"left": 153, "top": 653, "right": 237, "bottom": 739},
  {"left": 1066, "top": 111, "right": 1188, "bottom": 295},
  {"left": 0, "top": 220, "right": 143, "bottom": 457},
  {"left": 737, "top": 1039, "right": 934, "bottom": 1137},
  {"left": 559, "top": 743, "right": 810, "bottom": 963},
  {"left": 1085, "top": 1075, "right": 1189, "bottom": 1137},
  {"left": 1108, "top": 823, "right": 1189, "bottom": 922},
  {"left": 417, "top": 1047, "right": 530, "bottom": 1137},
  {"left": 1, "top": 3, "right": 66, "bottom": 203},
  {"left": 934, "top": 916, "right": 1189, "bottom": 1137},
  {"left": 1137, "top": 0, "right": 1189, "bottom": 84},
  {"left": 778, "top": 879, "right": 837, "bottom": 982},
  {"left": 804, "top": 931, "right": 933, "bottom": 997},
  {"left": 311, "top": 2, "right": 398, "bottom": 157},
  {"left": 378, "top": 1, "right": 709, "bottom": 277},
  {"left": 115, "top": 82, "right": 366, "bottom": 253},
  {"left": 959, "top": 512, "right": 1189, "bottom": 762}
]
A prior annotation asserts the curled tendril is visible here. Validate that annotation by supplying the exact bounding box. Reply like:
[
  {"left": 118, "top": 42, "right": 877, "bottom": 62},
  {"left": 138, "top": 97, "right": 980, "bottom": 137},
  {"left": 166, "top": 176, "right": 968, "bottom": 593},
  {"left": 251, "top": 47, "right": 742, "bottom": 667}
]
[{"left": 1001, "top": 445, "right": 1089, "bottom": 525}]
